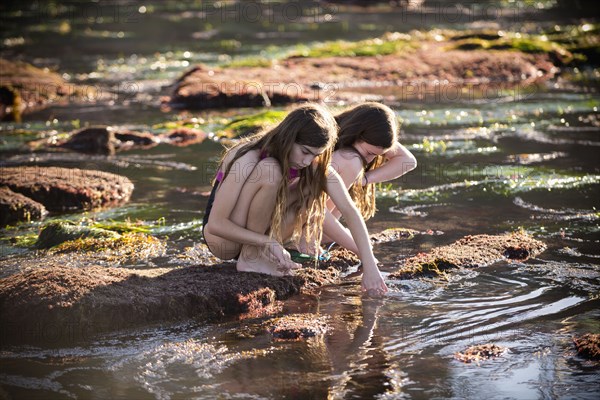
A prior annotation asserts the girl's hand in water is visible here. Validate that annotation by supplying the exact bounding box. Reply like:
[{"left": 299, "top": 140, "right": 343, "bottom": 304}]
[{"left": 361, "top": 267, "right": 388, "bottom": 297}]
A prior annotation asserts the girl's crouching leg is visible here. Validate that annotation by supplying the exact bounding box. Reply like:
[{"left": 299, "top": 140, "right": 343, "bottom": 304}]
[{"left": 236, "top": 243, "right": 289, "bottom": 276}]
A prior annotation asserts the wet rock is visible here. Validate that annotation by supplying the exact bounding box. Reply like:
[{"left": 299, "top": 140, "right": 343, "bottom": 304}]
[
  {"left": 573, "top": 333, "right": 600, "bottom": 361},
  {"left": 0, "top": 263, "right": 340, "bottom": 345},
  {"left": 454, "top": 343, "right": 507, "bottom": 363},
  {"left": 389, "top": 232, "right": 546, "bottom": 279},
  {"left": 160, "top": 127, "right": 207, "bottom": 146},
  {"left": 114, "top": 129, "right": 158, "bottom": 149},
  {"left": 370, "top": 227, "right": 418, "bottom": 244},
  {"left": 0, "top": 166, "right": 134, "bottom": 212},
  {"left": 57, "top": 127, "right": 160, "bottom": 155},
  {"left": 167, "top": 39, "right": 557, "bottom": 109},
  {"left": 268, "top": 314, "right": 329, "bottom": 340},
  {"left": 0, "top": 186, "right": 48, "bottom": 226},
  {"left": 60, "top": 127, "right": 118, "bottom": 155},
  {"left": 35, "top": 221, "right": 120, "bottom": 249},
  {"left": 169, "top": 65, "right": 313, "bottom": 109},
  {"left": 219, "top": 110, "right": 286, "bottom": 139},
  {"left": 0, "top": 59, "right": 91, "bottom": 120},
  {"left": 321, "top": 248, "right": 360, "bottom": 271}
]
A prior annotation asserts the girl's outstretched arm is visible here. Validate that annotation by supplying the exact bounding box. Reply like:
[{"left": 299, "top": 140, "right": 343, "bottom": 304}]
[
  {"left": 325, "top": 166, "right": 388, "bottom": 294},
  {"left": 362, "top": 141, "right": 417, "bottom": 185}
]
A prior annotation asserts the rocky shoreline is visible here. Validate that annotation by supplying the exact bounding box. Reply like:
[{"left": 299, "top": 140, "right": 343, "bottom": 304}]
[{"left": 0, "top": 231, "right": 546, "bottom": 345}]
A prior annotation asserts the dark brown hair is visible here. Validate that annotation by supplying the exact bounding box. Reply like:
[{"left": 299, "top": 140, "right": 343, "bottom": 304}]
[{"left": 335, "top": 102, "right": 399, "bottom": 219}]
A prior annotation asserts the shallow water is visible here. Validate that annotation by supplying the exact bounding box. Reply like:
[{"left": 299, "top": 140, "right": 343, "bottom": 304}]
[{"left": 1, "top": 1, "right": 599, "bottom": 399}]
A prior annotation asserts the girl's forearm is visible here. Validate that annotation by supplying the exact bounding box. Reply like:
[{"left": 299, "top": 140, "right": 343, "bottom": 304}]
[
  {"left": 365, "top": 143, "right": 417, "bottom": 184},
  {"left": 207, "top": 218, "right": 271, "bottom": 247},
  {"left": 342, "top": 206, "right": 378, "bottom": 271}
]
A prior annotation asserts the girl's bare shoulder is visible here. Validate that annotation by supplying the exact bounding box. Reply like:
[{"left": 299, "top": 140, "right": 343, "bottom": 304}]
[
  {"left": 222, "top": 146, "right": 261, "bottom": 169},
  {"left": 332, "top": 148, "right": 363, "bottom": 171}
]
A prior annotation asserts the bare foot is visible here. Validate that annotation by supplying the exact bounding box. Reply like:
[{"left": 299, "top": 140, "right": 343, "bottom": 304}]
[{"left": 236, "top": 244, "right": 286, "bottom": 276}]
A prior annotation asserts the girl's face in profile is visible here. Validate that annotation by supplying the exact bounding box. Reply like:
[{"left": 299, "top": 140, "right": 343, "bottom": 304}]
[
  {"left": 353, "top": 140, "right": 387, "bottom": 164},
  {"left": 289, "top": 143, "right": 326, "bottom": 169}
]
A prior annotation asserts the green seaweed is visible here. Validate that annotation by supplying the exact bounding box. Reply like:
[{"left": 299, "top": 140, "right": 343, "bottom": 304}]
[
  {"left": 51, "top": 232, "right": 162, "bottom": 255},
  {"left": 219, "top": 110, "right": 287, "bottom": 138},
  {"left": 289, "top": 34, "right": 413, "bottom": 58},
  {"left": 451, "top": 32, "right": 576, "bottom": 64},
  {"left": 35, "top": 220, "right": 120, "bottom": 249},
  {"left": 10, "top": 233, "right": 38, "bottom": 248},
  {"left": 90, "top": 220, "right": 151, "bottom": 234},
  {"left": 222, "top": 57, "right": 274, "bottom": 68}
]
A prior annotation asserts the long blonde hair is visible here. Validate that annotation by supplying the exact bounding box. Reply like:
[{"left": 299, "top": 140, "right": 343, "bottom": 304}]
[
  {"left": 334, "top": 102, "right": 399, "bottom": 220},
  {"left": 219, "top": 103, "right": 338, "bottom": 255}
]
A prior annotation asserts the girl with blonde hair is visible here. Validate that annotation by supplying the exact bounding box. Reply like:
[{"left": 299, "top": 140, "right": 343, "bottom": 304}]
[{"left": 202, "top": 103, "right": 387, "bottom": 294}]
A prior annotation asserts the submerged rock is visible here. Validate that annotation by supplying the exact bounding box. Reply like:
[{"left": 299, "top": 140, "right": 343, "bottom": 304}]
[
  {"left": 454, "top": 343, "right": 507, "bottom": 363},
  {"left": 268, "top": 314, "right": 329, "bottom": 340},
  {"left": 573, "top": 333, "right": 600, "bottom": 361},
  {"left": 389, "top": 232, "right": 546, "bottom": 279},
  {"left": 0, "top": 166, "right": 134, "bottom": 212},
  {"left": 0, "top": 186, "right": 47, "bottom": 226}
]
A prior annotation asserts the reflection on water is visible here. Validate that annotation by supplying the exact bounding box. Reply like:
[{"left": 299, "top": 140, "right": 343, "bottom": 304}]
[{"left": 1, "top": 1, "right": 600, "bottom": 399}]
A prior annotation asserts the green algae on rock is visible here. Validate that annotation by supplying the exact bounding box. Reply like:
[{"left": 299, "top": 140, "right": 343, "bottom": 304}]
[
  {"left": 36, "top": 220, "right": 120, "bottom": 249},
  {"left": 388, "top": 232, "right": 546, "bottom": 279},
  {"left": 167, "top": 30, "right": 558, "bottom": 109},
  {"left": 219, "top": 110, "right": 287, "bottom": 138}
]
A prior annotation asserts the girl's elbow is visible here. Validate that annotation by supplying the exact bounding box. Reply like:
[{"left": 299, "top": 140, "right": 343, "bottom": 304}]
[
  {"left": 339, "top": 202, "right": 361, "bottom": 221},
  {"left": 408, "top": 157, "right": 417, "bottom": 170},
  {"left": 401, "top": 156, "right": 417, "bottom": 172},
  {"left": 204, "top": 219, "right": 221, "bottom": 237}
]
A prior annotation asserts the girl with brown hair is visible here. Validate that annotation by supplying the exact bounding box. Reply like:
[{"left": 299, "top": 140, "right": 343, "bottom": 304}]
[
  {"left": 202, "top": 103, "right": 387, "bottom": 294},
  {"left": 320, "top": 102, "right": 418, "bottom": 253}
]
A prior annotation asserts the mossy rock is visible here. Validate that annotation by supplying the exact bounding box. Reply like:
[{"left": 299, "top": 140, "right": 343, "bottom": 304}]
[
  {"left": 36, "top": 220, "right": 120, "bottom": 249},
  {"left": 389, "top": 232, "right": 546, "bottom": 280},
  {"left": 452, "top": 36, "right": 574, "bottom": 65},
  {"left": 220, "top": 110, "right": 287, "bottom": 138}
]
